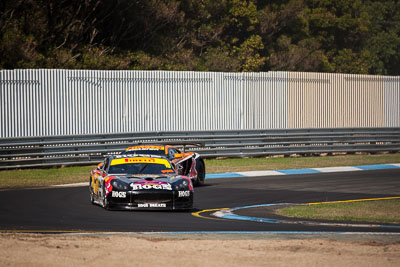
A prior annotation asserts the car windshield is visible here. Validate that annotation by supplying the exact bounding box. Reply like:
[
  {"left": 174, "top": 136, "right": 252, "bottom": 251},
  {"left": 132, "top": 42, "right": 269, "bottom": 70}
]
[
  {"left": 108, "top": 157, "right": 175, "bottom": 175},
  {"left": 122, "top": 149, "right": 165, "bottom": 156}
]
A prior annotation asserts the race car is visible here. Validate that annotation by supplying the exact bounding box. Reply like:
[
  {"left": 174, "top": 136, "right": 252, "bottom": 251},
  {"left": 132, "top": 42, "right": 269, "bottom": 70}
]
[
  {"left": 121, "top": 145, "right": 206, "bottom": 186},
  {"left": 89, "top": 154, "right": 193, "bottom": 210}
]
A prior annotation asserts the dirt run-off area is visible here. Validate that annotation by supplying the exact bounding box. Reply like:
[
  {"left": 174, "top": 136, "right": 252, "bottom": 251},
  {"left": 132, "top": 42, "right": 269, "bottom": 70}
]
[{"left": 0, "top": 233, "right": 399, "bottom": 267}]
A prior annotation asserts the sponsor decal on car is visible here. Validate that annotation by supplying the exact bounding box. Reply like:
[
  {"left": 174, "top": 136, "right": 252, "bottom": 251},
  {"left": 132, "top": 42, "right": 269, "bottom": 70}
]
[
  {"left": 178, "top": 190, "right": 191, "bottom": 197},
  {"left": 104, "top": 176, "right": 115, "bottom": 196},
  {"left": 189, "top": 158, "right": 198, "bottom": 179},
  {"left": 131, "top": 181, "right": 172, "bottom": 191},
  {"left": 138, "top": 203, "right": 167, "bottom": 208},
  {"left": 112, "top": 191, "right": 127, "bottom": 198}
]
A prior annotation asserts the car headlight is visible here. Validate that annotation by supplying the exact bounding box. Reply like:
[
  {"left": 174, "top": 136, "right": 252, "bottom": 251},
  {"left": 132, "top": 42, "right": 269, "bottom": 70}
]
[
  {"left": 173, "top": 179, "right": 190, "bottom": 190},
  {"left": 111, "top": 180, "right": 129, "bottom": 190}
]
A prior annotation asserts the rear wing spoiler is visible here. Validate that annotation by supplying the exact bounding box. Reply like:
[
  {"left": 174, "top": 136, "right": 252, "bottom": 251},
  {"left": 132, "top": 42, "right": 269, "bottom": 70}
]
[{"left": 135, "top": 141, "right": 205, "bottom": 152}]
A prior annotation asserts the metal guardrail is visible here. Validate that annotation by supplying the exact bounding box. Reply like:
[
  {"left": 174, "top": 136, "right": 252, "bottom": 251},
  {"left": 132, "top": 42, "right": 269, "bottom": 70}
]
[{"left": 0, "top": 128, "right": 399, "bottom": 170}]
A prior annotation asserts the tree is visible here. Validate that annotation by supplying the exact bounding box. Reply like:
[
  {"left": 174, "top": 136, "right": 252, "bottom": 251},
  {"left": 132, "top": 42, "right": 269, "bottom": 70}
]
[{"left": 2, "top": 0, "right": 400, "bottom": 74}]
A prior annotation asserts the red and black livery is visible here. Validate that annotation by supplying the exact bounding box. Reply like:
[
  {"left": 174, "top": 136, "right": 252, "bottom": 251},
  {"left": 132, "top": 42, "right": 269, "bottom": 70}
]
[{"left": 89, "top": 154, "right": 193, "bottom": 210}]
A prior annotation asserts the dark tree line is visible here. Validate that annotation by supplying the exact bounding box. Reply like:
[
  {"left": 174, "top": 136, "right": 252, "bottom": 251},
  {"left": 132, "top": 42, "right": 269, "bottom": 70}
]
[{"left": 1, "top": 0, "right": 400, "bottom": 74}]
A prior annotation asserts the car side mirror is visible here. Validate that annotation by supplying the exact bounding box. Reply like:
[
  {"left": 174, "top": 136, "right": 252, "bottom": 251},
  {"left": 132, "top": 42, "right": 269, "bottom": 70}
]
[
  {"left": 174, "top": 153, "right": 182, "bottom": 158},
  {"left": 97, "top": 163, "right": 103, "bottom": 170}
]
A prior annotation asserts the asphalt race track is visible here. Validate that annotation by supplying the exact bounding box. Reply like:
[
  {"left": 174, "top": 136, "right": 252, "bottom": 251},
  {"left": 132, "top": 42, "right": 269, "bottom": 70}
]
[{"left": 0, "top": 169, "right": 399, "bottom": 233}]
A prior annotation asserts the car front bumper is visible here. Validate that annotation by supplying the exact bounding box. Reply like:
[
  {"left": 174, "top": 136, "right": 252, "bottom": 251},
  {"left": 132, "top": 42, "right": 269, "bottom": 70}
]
[{"left": 106, "top": 189, "right": 193, "bottom": 210}]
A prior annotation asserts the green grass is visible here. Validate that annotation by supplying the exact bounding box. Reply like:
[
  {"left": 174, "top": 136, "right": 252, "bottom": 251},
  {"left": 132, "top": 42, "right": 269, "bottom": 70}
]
[
  {"left": 204, "top": 153, "right": 400, "bottom": 173},
  {"left": 276, "top": 199, "right": 400, "bottom": 224},
  {"left": 0, "top": 166, "right": 94, "bottom": 188},
  {"left": 0, "top": 153, "right": 399, "bottom": 188}
]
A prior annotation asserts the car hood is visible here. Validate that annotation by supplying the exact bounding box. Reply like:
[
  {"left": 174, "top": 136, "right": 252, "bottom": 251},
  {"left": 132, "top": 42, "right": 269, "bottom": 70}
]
[{"left": 111, "top": 174, "right": 182, "bottom": 184}]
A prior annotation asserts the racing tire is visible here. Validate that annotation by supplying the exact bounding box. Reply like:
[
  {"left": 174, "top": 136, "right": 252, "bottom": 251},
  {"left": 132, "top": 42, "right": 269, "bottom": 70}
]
[
  {"left": 102, "top": 183, "right": 110, "bottom": 210},
  {"left": 89, "top": 177, "right": 95, "bottom": 205},
  {"left": 194, "top": 158, "right": 205, "bottom": 186}
]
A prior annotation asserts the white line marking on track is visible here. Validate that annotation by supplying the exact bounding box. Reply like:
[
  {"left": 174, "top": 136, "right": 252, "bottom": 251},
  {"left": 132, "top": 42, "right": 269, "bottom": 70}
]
[
  {"left": 235, "top": 170, "right": 285, "bottom": 177},
  {"left": 312, "top": 166, "right": 361, "bottom": 173},
  {"left": 52, "top": 182, "right": 87, "bottom": 187}
]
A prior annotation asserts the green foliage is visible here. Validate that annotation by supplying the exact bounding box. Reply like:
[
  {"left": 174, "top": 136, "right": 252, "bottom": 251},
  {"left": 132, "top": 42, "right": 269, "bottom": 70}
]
[
  {"left": 1, "top": 0, "right": 400, "bottom": 74},
  {"left": 233, "top": 34, "right": 266, "bottom": 71},
  {"left": 331, "top": 48, "right": 371, "bottom": 74}
]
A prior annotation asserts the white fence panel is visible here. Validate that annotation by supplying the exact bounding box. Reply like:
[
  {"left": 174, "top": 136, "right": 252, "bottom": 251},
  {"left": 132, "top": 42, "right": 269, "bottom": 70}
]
[
  {"left": 1, "top": 69, "right": 399, "bottom": 137},
  {"left": 384, "top": 77, "right": 400, "bottom": 127}
]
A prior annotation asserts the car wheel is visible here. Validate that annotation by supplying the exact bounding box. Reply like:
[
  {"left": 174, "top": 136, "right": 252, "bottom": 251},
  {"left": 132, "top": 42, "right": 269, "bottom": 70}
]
[
  {"left": 102, "top": 184, "right": 109, "bottom": 210},
  {"left": 89, "top": 177, "right": 95, "bottom": 205},
  {"left": 194, "top": 158, "right": 205, "bottom": 186}
]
